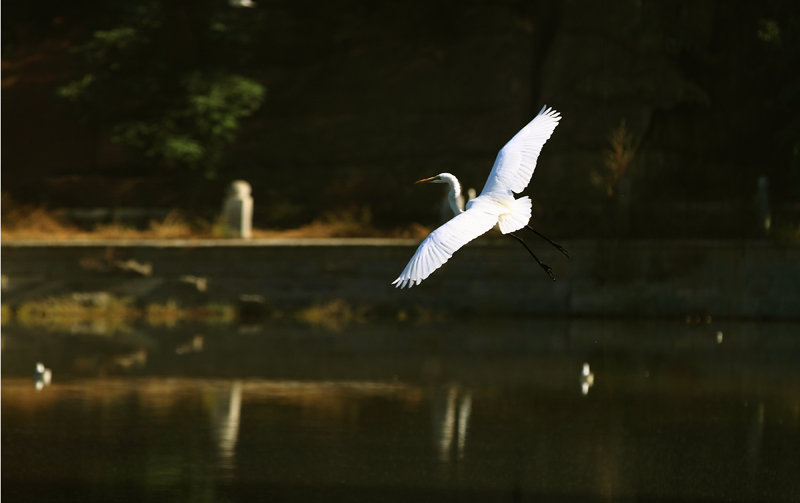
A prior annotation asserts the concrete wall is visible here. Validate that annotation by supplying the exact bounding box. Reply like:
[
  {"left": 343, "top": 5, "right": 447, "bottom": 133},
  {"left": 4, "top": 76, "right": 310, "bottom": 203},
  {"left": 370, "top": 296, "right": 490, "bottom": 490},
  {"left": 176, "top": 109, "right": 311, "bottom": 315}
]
[{"left": 2, "top": 239, "right": 799, "bottom": 319}]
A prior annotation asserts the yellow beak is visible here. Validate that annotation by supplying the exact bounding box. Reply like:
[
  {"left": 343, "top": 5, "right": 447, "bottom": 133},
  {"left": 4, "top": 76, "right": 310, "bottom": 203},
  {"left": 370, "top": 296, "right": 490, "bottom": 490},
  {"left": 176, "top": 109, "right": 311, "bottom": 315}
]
[{"left": 414, "top": 176, "right": 438, "bottom": 184}]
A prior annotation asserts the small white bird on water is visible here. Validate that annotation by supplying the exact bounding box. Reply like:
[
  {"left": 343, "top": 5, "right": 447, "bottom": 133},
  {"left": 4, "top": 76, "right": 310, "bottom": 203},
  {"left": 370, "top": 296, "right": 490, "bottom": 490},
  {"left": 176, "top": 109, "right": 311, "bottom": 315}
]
[
  {"left": 34, "top": 362, "right": 53, "bottom": 390},
  {"left": 581, "top": 362, "right": 595, "bottom": 395},
  {"left": 393, "top": 105, "right": 567, "bottom": 288}
]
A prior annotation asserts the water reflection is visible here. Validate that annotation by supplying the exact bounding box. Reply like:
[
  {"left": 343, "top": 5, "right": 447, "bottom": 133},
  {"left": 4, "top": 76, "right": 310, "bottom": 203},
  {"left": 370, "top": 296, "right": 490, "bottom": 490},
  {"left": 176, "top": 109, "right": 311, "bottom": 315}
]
[
  {"left": 433, "top": 384, "right": 472, "bottom": 464},
  {"left": 746, "top": 400, "right": 765, "bottom": 493},
  {"left": 113, "top": 348, "right": 147, "bottom": 370},
  {"left": 175, "top": 334, "right": 204, "bottom": 355},
  {"left": 211, "top": 380, "right": 242, "bottom": 475},
  {"left": 3, "top": 319, "right": 800, "bottom": 502}
]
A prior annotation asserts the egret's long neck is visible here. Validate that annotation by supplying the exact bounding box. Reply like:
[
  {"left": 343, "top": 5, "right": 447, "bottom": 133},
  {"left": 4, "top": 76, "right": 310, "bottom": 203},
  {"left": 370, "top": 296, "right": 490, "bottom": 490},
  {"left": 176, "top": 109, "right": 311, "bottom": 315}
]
[{"left": 439, "top": 173, "right": 463, "bottom": 214}]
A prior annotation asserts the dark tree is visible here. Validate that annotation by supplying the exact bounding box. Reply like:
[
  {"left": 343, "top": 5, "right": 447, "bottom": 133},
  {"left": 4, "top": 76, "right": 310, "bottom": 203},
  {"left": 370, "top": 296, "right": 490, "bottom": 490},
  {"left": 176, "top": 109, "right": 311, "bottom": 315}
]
[{"left": 58, "top": 1, "right": 265, "bottom": 177}]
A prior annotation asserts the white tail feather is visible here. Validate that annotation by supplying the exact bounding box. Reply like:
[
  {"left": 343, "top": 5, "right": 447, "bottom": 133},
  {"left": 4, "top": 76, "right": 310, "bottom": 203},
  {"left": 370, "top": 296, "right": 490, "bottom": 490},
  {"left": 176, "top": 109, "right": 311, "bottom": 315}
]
[{"left": 496, "top": 196, "right": 531, "bottom": 234}]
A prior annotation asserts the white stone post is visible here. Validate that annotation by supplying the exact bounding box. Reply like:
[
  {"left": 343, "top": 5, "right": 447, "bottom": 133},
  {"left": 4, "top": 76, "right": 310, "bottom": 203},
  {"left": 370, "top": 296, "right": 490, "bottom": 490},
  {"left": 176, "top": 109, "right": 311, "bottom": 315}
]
[{"left": 222, "top": 180, "right": 253, "bottom": 239}]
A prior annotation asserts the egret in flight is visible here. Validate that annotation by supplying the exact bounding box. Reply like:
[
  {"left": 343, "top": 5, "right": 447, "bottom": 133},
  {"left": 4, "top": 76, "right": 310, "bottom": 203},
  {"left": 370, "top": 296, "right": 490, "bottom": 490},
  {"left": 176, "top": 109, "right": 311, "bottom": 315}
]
[{"left": 393, "top": 105, "right": 568, "bottom": 289}]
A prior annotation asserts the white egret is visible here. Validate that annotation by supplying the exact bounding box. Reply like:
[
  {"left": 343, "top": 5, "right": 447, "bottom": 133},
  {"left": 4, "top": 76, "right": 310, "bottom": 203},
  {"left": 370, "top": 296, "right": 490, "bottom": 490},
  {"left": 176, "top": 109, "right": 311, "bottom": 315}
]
[
  {"left": 581, "top": 362, "right": 595, "bottom": 395},
  {"left": 34, "top": 362, "right": 52, "bottom": 390},
  {"left": 393, "top": 105, "right": 567, "bottom": 289}
]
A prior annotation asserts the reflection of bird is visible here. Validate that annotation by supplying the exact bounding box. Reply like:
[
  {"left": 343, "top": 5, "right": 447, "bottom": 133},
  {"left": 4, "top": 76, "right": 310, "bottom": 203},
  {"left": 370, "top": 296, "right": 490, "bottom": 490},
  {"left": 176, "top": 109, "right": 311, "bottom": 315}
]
[
  {"left": 393, "top": 106, "right": 568, "bottom": 288},
  {"left": 34, "top": 362, "right": 52, "bottom": 390}
]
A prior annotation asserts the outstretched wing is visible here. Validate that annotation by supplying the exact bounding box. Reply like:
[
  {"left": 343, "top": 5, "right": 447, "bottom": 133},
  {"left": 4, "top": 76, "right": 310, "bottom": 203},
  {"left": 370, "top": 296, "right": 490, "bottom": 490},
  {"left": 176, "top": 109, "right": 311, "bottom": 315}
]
[
  {"left": 480, "top": 105, "right": 561, "bottom": 195},
  {"left": 393, "top": 199, "right": 499, "bottom": 289}
]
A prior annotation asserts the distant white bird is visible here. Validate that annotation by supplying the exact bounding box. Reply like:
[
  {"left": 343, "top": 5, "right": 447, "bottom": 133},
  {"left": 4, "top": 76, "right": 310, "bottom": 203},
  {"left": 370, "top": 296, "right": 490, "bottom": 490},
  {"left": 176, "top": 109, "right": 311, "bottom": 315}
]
[
  {"left": 581, "top": 362, "right": 595, "bottom": 395},
  {"left": 393, "top": 105, "right": 567, "bottom": 288},
  {"left": 34, "top": 362, "right": 52, "bottom": 390}
]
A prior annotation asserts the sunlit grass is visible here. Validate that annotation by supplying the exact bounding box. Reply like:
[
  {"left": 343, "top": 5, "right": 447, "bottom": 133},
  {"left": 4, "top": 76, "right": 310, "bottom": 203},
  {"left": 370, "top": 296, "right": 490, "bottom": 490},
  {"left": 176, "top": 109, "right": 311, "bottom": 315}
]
[
  {"left": 293, "top": 299, "right": 367, "bottom": 331},
  {"left": 1, "top": 197, "right": 428, "bottom": 240},
  {"left": 1, "top": 304, "right": 13, "bottom": 326},
  {"left": 253, "top": 206, "right": 430, "bottom": 239},
  {"left": 146, "top": 300, "right": 236, "bottom": 327},
  {"left": 90, "top": 211, "right": 203, "bottom": 239},
  {"left": 12, "top": 294, "right": 139, "bottom": 333},
  {"left": 1, "top": 295, "right": 394, "bottom": 333},
  {"left": 145, "top": 300, "right": 182, "bottom": 327},
  {"left": 1, "top": 203, "right": 82, "bottom": 239},
  {"left": 1, "top": 197, "right": 209, "bottom": 240},
  {"left": 3, "top": 295, "right": 237, "bottom": 333}
]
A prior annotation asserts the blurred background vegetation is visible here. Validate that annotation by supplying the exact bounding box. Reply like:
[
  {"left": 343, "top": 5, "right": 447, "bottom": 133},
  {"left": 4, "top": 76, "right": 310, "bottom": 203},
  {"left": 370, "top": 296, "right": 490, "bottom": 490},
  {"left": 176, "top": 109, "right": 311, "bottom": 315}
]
[{"left": 3, "top": 0, "right": 799, "bottom": 239}]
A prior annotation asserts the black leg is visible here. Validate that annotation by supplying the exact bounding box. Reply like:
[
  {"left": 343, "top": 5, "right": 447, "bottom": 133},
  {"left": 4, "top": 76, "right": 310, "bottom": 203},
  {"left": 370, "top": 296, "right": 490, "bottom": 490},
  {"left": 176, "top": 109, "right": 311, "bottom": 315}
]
[
  {"left": 525, "top": 225, "right": 569, "bottom": 259},
  {"left": 508, "top": 233, "right": 555, "bottom": 281}
]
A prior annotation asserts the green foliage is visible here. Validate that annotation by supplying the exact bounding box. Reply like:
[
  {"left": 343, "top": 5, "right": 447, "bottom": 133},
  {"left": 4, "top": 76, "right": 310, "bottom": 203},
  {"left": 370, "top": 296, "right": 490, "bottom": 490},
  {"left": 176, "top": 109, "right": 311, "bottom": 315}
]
[
  {"left": 57, "top": 2, "right": 265, "bottom": 177},
  {"left": 111, "top": 73, "right": 264, "bottom": 173},
  {"left": 57, "top": 74, "right": 95, "bottom": 101}
]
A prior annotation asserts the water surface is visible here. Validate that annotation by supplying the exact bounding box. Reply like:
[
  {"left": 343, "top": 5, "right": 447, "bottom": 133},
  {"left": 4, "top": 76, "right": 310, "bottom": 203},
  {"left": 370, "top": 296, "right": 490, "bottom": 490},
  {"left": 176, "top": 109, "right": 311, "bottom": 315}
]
[{"left": 3, "top": 319, "right": 799, "bottom": 502}]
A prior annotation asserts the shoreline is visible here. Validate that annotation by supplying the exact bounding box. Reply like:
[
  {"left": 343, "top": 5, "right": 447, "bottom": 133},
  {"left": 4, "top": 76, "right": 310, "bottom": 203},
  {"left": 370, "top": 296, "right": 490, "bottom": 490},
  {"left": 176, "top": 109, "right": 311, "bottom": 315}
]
[{"left": 3, "top": 238, "right": 799, "bottom": 320}]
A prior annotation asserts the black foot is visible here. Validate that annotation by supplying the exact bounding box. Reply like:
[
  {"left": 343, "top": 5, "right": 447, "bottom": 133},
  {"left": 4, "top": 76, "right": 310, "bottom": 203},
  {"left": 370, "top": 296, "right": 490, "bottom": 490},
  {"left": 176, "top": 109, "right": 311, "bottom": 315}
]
[
  {"left": 526, "top": 225, "right": 570, "bottom": 259},
  {"left": 541, "top": 263, "right": 555, "bottom": 281},
  {"left": 509, "top": 232, "right": 557, "bottom": 281}
]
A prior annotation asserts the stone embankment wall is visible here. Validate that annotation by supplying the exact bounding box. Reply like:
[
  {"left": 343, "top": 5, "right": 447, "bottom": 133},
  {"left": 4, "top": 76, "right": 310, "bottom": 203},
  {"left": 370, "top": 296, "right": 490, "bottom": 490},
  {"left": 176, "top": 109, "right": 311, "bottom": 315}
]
[{"left": 2, "top": 239, "right": 799, "bottom": 319}]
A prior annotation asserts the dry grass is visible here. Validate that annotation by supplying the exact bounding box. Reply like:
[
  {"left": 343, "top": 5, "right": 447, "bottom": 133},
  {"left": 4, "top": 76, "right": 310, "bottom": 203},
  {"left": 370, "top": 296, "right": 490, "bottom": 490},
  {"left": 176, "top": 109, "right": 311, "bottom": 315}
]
[
  {"left": 2, "top": 304, "right": 15, "bottom": 326},
  {"left": 2, "top": 197, "right": 429, "bottom": 241},
  {"left": 90, "top": 211, "right": 205, "bottom": 240},
  {"left": 4, "top": 295, "right": 236, "bottom": 333},
  {"left": 293, "top": 299, "right": 367, "bottom": 331},
  {"left": 145, "top": 300, "right": 236, "bottom": 327},
  {"left": 253, "top": 206, "right": 430, "bottom": 239},
  {"left": 252, "top": 221, "right": 429, "bottom": 239},
  {"left": 1, "top": 204, "right": 82, "bottom": 239},
  {"left": 12, "top": 294, "right": 140, "bottom": 333},
  {"left": 4, "top": 295, "right": 372, "bottom": 333},
  {"left": 1, "top": 196, "right": 208, "bottom": 240},
  {"left": 3, "top": 294, "right": 441, "bottom": 333}
]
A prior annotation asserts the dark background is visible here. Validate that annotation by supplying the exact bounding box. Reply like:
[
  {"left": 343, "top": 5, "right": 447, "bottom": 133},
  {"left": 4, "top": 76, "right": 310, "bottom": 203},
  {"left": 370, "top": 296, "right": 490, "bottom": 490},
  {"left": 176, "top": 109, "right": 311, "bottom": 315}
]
[{"left": 3, "top": 0, "right": 799, "bottom": 238}]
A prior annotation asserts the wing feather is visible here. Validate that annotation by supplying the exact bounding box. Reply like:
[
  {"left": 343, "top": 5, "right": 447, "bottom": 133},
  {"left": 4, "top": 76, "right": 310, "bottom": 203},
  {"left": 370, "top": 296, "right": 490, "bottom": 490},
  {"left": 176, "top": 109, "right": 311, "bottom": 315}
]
[
  {"left": 392, "top": 200, "right": 499, "bottom": 288},
  {"left": 480, "top": 105, "right": 561, "bottom": 195}
]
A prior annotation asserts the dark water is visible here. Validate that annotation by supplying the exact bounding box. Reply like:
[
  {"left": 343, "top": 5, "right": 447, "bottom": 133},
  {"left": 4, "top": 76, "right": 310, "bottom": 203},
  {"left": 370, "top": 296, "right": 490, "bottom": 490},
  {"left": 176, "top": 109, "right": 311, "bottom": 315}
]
[{"left": 3, "top": 319, "right": 800, "bottom": 502}]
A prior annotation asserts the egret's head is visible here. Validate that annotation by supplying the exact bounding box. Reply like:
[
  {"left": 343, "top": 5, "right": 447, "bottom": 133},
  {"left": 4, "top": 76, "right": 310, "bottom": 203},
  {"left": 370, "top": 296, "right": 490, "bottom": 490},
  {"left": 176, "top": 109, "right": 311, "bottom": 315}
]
[
  {"left": 415, "top": 173, "right": 457, "bottom": 185},
  {"left": 413, "top": 172, "right": 464, "bottom": 213},
  {"left": 414, "top": 174, "right": 445, "bottom": 185}
]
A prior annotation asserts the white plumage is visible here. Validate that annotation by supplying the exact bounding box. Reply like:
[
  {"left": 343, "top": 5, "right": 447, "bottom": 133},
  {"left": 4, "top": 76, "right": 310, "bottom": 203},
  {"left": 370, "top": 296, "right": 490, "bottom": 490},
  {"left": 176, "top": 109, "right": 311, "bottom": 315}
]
[{"left": 393, "top": 105, "right": 561, "bottom": 289}]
